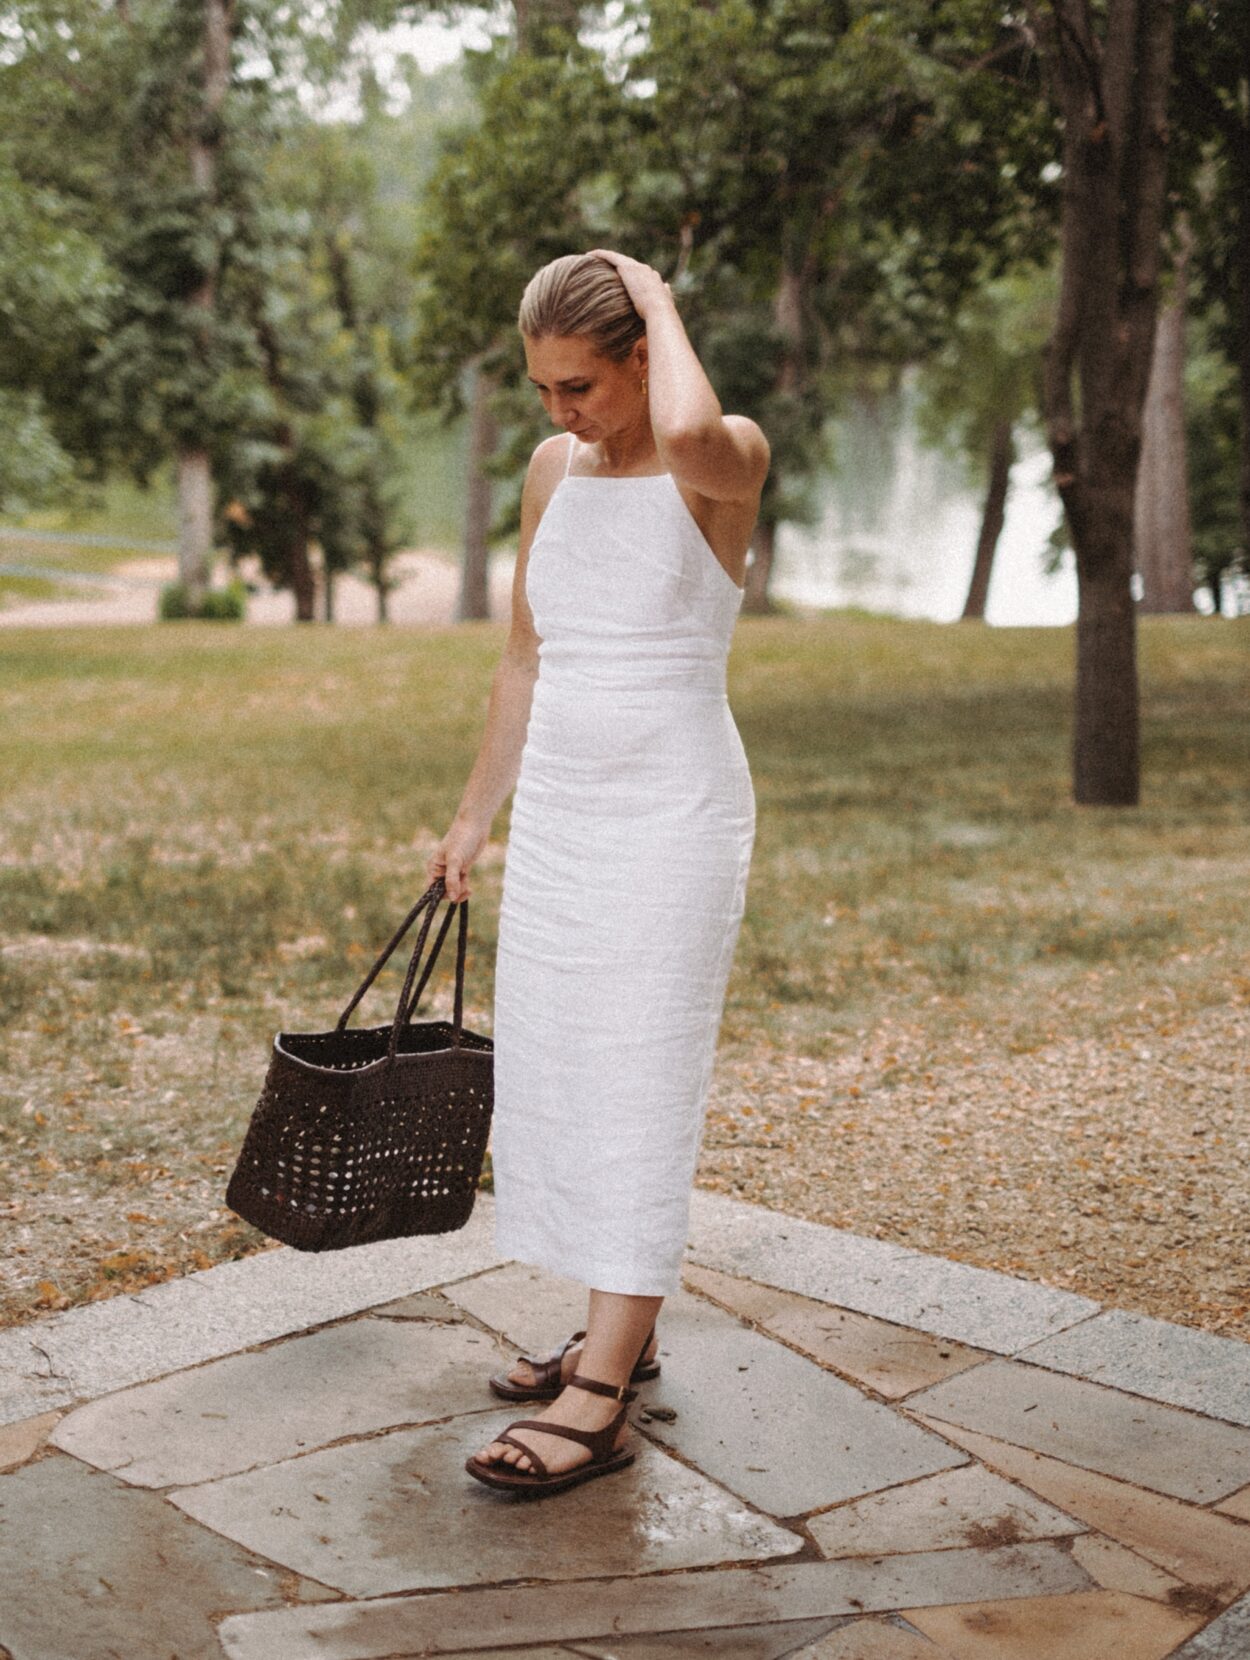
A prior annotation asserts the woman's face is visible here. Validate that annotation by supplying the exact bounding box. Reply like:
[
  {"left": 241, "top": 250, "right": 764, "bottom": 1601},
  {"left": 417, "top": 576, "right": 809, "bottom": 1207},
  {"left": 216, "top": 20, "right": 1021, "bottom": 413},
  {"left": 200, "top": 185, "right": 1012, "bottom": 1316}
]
[{"left": 523, "top": 334, "right": 645, "bottom": 444}]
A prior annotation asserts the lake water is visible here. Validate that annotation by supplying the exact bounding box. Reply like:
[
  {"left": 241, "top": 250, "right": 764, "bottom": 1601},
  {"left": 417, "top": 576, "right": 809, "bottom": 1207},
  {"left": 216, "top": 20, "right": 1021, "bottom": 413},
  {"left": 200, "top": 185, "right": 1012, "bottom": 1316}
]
[
  {"left": 773, "top": 375, "right": 1077, "bottom": 628},
  {"left": 773, "top": 372, "right": 1245, "bottom": 623}
]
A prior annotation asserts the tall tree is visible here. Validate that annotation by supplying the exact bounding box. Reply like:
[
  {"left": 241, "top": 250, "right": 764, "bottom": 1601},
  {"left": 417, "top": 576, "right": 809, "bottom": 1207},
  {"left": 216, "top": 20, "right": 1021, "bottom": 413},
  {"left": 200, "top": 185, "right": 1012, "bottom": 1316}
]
[{"left": 1026, "top": 0, "right": 1177, "bottom": 806}]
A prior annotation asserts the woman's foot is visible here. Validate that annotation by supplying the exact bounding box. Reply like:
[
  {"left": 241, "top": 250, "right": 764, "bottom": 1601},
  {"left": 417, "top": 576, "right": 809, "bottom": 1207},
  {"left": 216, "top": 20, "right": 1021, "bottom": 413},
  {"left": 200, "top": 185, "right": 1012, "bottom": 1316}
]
[
  {"left": 505, "top": 1326, "right": 659, "bottom": 1391},
  {"left": 474, "top": 1379, "right": 632, "bottom": 1478}
]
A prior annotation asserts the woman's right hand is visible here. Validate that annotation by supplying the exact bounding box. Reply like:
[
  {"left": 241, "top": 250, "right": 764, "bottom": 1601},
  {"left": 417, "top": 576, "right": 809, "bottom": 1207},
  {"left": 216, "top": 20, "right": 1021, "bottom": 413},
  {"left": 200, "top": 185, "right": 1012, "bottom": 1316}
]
[{"left": 427, "top": 815, "right": 490, "bottom": 903}]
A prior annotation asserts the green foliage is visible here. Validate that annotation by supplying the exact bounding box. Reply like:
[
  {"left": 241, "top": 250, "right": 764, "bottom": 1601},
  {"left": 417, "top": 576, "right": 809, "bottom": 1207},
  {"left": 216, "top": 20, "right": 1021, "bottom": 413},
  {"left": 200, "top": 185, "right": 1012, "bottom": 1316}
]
[
  {"left": 913, "top": 259, "right": 1057, "bottom": 488},
  {"left": 0, "top": 390, "right": 75, "bottom": 514},
  {"left": 0, "top": 144, "right": 116, "bottom": 508},
  {"left": 158, "top": 578, "right": 247, "bottom": 621}
]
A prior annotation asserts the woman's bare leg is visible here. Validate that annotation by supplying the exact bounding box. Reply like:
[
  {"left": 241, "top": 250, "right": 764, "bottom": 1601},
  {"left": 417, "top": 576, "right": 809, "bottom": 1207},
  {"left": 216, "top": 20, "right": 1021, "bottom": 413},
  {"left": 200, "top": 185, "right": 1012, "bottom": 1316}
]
[
  {"left": 504, "top": 1291, "right": 660, "bottom": 1389},
  {"left": 479, "top": 1289, "right": 662, "bottom": 1475}
]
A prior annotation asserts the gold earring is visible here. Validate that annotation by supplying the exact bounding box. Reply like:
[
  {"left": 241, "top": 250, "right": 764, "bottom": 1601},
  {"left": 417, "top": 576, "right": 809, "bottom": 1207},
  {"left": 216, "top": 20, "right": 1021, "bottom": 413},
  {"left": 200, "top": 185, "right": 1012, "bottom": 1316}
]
[{"left": 640, "top": 375, "right": 648, "bottom": 396}]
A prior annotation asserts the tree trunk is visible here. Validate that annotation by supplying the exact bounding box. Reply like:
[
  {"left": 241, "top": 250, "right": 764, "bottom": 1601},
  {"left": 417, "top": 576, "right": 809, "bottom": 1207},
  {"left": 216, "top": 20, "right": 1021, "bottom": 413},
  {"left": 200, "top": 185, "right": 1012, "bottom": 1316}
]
[
  {"left": 1134, "top": 217, "right": 1195, "bottom": 612},
  {"left": 459, "top": 362, "right": 498, "bottom": 622},
  {"left": 1074, "top": 519, "right": 1141, "bottom": 805},
  {"left": 323, "top": 564, "right": 335, "bottom": 623},
  {"left": 371, "top": 552, "right": 390, "bottom": 624},
  {"left": 961, "top": 416, "right": 1014, "bottom": 620},
  {"left": 1029, "top": 0, "right": 1177, "bottom": 805},
  {"left": 288, "top": 492, "right": 316, "bottom": 622},
  {"left": 177, "top": 0, "right": 234, "bottom": 609},
  {"left": 743, "top": 520, "right": 777, "bottom": 614},
  {"left": 176, "top": 447, "right": 214, "bottom": 600}
]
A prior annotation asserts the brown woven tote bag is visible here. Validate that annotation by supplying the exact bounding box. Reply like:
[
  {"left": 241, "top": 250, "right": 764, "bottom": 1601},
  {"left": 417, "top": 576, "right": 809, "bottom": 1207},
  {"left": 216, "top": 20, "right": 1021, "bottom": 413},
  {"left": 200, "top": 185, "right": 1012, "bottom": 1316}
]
[{"left": 225, "top": 878, "right": 493, "bottom": 1251}]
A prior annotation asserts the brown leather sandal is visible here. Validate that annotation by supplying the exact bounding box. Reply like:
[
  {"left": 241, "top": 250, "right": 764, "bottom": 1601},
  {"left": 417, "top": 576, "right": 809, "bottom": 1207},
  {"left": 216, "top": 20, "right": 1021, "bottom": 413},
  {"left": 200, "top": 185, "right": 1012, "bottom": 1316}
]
[
  {"left": 488, "top": 1325, "right": 660, "bottom": 1401},
  {"left": 465, "top": 1373, "right": 639, "bottom": 1495}
]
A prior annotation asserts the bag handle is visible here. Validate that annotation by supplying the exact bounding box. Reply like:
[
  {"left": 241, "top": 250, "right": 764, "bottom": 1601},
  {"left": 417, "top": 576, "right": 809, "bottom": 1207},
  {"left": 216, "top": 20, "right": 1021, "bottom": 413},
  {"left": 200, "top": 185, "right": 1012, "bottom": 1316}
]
[
  {"left": 335, "top": 879, "right": 469, "bottom": 1059},
  {"left": 389, "top": 889, "right": 468, "bottom": 1061}
]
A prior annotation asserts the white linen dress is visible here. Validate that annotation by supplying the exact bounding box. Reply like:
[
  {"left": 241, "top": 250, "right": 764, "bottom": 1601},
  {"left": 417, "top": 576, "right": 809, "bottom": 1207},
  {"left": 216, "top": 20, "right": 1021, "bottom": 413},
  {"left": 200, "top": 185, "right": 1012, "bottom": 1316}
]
[{"left": 491, "top": 431, "right": 756, "bottom": 1296}]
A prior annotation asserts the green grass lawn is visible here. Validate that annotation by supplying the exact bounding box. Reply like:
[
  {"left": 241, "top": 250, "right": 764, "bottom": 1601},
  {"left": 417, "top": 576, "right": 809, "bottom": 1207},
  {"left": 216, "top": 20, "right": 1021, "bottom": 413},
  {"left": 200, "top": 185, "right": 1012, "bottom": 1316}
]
[{"left": 0, "top": 612, "right": 1246, "bottom": 1328}]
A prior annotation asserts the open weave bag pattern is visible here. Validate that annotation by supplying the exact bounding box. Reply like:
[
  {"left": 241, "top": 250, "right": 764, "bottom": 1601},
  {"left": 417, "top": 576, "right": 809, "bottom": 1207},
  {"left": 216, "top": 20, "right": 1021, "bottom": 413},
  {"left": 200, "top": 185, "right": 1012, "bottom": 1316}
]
[{"left": 226, "top": 880, "right": 494, "bottom": 1251}]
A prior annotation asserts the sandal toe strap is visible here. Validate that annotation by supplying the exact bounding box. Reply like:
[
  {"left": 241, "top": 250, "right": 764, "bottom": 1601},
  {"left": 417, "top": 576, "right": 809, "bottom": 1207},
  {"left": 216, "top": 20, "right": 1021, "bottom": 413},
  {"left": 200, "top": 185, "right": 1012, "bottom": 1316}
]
[
  {"left": 492, "top": 1428, "right": 551, "bottom": 1479},
  {"left": 499, "top": 1411, "right": 627, "bottom": 1466}
]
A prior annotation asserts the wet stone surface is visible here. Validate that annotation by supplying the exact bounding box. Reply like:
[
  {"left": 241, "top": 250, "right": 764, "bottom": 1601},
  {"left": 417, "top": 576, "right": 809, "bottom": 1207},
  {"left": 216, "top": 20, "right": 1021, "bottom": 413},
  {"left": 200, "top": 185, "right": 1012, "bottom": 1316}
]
[{"left": 170, "top": 1409, "right": 804, "bottom": 1598}]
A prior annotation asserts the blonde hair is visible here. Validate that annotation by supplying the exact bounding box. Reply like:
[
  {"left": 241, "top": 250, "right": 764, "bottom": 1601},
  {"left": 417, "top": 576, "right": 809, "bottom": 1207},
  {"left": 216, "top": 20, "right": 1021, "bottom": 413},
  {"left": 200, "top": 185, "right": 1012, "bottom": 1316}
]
[{"left": 517, "top": 253, "right": 645, "bottom": 362}]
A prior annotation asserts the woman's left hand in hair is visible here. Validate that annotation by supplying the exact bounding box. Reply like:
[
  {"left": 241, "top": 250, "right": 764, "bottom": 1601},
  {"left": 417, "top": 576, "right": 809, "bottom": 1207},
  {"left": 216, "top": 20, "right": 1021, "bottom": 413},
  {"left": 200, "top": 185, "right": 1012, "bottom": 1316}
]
[{"left": 585, "top": 249, "right": 672, "bottom": 320}]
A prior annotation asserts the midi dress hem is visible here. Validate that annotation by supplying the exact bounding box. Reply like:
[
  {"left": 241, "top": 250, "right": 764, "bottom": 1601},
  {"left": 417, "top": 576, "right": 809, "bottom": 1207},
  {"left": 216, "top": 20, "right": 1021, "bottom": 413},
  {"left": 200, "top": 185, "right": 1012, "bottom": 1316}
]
[{"left": 491, "top": 1225, "right": 693, "bottom": 1299}]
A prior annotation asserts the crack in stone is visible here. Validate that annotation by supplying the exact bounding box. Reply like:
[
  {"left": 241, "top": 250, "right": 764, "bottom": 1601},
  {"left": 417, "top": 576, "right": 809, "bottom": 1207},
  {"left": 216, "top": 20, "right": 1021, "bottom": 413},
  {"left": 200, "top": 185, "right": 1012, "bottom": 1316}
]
[{"left": 26, "top": 1341, "right": 73, "bottom": 1390}]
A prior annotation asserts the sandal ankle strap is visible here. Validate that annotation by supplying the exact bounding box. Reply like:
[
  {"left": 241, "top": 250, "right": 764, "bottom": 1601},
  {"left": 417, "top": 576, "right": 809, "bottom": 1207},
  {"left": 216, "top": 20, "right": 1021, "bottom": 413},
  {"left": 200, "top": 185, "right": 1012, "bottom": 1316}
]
[{"left": 567, "top": 1372, "right": 639, "bottom": 1404}]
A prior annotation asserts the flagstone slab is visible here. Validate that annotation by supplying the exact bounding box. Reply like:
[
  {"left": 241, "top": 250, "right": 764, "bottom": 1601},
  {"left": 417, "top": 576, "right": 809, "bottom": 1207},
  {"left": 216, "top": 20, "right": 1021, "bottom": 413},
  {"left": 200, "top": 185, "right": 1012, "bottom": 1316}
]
[
  {"left": 446, "top": 1265, "right": 967, "bottom": 1516},
  {"left": 1068, "top": 1534, "right": 1186, "bottom": 1602},
  {"left": 50, "top": 1318, "right": 507, "bottom": 1488},
  {"left": 567, "top": 1619, "right": 844, "bottom": 1658},
  {"left": 0, "top": 1451, "right": 335, "bottom": 1660},
  {"left": 682, "top": 1265, "right": 990, "bottom": 1399},
  {"left": 906, "top": 1589, "right": 1205, "bottom": 1658},
  {"left": 613, "top": 1290, "right": 967, "bottom": 1517},
  {"left": 0, "top": 1204, "right": 504, "bottom": 1426},
  {"left": 807, "top": 1463, "right": 1084, "bottom": 1560},
  {"left": 1166, "top": 1590, "right": 1250, "bottom": 1658},
  {"left": 911, "top": 1417, "right": 1250, "bottom": 1599},
  {"left": 1018, "top": 1310, "right": 1250, "bottom": 1427},
  {"left": 906, "top": 1360, "right": 1250, "bottom": 1502},
  {"left": 217, "top": 1544, "right": 1092, "bottom": 1660},
  {"left": 787, "top": 1620, "right": 950, "bottom": 1658},
  {"left": 0, "top": 1408, "right": 60, "bottom": 1473},
  {"left": 171, "top": 1409, "right": 803, "bottom": 1598},
  {"left": 1215, "top": 1484, "right": 1250, "bottom": 1522},
  {"left": 684, "top": 1191, "right": 1100, "bottom": 1353}
]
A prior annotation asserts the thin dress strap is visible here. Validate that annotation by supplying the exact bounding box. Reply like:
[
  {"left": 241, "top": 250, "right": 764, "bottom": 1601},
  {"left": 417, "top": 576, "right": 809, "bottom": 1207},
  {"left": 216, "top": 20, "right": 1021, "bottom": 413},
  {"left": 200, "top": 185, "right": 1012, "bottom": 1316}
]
[{"left": 564, "top": 432, "right": 576, "bottom": 477}]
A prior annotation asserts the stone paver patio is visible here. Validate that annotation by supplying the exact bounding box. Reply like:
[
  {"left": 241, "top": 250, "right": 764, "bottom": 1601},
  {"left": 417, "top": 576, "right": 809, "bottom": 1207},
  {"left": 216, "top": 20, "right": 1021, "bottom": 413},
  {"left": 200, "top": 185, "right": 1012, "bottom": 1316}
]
[{"left": 1, "top": 1190, "right": 1248, "bottom": 1659}]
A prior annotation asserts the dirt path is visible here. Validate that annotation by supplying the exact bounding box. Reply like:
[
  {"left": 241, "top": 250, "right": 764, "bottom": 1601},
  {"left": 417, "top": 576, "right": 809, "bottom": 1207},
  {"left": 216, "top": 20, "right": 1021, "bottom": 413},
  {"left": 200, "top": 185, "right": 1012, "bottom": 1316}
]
[{"left": 0, "top": 552, "right": 516, "bottom": 627}]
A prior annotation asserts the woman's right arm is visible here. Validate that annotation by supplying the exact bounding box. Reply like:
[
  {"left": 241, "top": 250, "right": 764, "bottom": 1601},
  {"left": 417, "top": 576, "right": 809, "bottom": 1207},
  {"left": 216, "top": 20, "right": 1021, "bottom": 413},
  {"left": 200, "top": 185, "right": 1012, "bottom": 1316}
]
[{"left": 426, "top": 438, "right": 559, "bottom": 902}]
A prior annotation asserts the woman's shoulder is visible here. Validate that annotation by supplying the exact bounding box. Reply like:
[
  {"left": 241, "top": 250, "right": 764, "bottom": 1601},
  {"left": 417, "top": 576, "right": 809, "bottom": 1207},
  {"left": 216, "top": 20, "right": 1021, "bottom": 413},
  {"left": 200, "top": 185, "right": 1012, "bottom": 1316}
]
[
  {"left": 520, "top": 433, "right": 572, "bottom": 527},
  {"left": 529, "top": 432, "right": 572, "bottom": 476}
]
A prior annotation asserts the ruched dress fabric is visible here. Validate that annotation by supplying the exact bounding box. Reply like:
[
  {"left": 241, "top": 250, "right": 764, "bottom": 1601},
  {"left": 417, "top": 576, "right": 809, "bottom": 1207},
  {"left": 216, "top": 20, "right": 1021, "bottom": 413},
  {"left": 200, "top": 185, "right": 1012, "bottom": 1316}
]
[{"left": 491, "top": 433, "right": 756, "bottom": 1297}]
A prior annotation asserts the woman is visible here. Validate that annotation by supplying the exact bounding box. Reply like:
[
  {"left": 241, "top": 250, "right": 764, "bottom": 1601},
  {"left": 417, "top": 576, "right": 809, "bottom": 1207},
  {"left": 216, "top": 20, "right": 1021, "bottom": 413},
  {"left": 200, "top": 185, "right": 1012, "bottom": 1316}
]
[{"left": 428, "top": 248, "right": 768, "bottom": 1497}]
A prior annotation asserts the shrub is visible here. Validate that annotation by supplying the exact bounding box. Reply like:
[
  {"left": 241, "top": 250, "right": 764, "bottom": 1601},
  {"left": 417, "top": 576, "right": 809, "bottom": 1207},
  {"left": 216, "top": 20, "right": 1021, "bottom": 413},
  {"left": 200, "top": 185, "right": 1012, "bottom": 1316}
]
[{"left": 158, "top": 579, "right": 247, "bottom": 622}]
